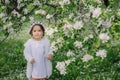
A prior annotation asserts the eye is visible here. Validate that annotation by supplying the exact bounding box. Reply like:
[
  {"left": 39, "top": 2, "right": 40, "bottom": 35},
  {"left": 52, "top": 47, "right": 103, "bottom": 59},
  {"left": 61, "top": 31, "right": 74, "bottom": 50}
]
[
  {"left": 38, "top": 30, "right": 42, "bottom": 32},
  {"left": 33, "top": 30, "right": 36, "bottom": 32}
]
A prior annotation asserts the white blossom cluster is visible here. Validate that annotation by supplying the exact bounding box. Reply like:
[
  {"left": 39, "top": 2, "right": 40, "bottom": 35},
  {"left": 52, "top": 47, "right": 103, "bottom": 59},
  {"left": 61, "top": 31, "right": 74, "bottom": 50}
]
[
  {"left": 83, "top": 34, "right": 94, "bottom": 42},
  {"left": 74, "top": 41, "right": 83, "bottom": 48},
  {"left": 0, "top": 13, "right": 5, "bottom": 18},
  {"left": 59, "top": 0, "right": 70, "bottom": 8},
  {"left": 89, "top": 5, "right": 101, "bottom": 18},
  {"left": 96, "top": 49, "right": 107, "bottom": 59},
  {"left": 46, "top": 27, "right": 58, "bottom": 37},
  {"left": 74, "top": 21, "right": 83, "bottom": 30},
  {"left": 99, "top": 33, "right": 110, "bottom": 43},
  {"left": 56, "top": 58, "right": 75, "bottom": 75},
  {"left": 35, "top": 9, "right": 46, "bottom": 15},
  {"left": 97, "top": 18, "right": 112, "bottom": 28},
  {"left": 66, "top": 50, "right": 75, "bottom": 57},
  {"left": 56, "top": 62, "right": 66, "bottom": 75},
  {"left": 82, "top": 54, "right": 94, "bottom": 62}
]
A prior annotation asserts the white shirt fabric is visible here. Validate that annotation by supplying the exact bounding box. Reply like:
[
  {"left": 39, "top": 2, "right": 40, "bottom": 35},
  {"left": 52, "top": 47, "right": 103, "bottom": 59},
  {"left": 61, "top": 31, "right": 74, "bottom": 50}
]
[{"left": 24, "top": 37, "right": 52, "bottom": 80}]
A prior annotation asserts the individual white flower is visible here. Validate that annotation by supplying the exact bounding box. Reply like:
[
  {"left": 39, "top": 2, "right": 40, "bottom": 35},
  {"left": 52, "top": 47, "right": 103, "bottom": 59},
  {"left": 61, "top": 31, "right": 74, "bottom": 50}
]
[
  {"left": 56, "top": 37, "right": 63, "bottom": 43},
  {"left": 62, "top": 22, "right": 73, "bottom": 30},
  {"left": 5, "top": 0, "right": 10, "bottom": 4},
  {"left": 21, "top": 16, "right": 26, "bottom": 21},
  {"left": 74, "top": 21, "right": 83, "bottom": 30},
  {"left": 94, "top": 0, "right": 101, "bottom": 3},
  {"left": 71, "top": 58, "right": 76, "bottom": 62},
  {"left": 46, "top": 28, "right": 54, "bottom": 36},
  {"left": 83, "top": 34, "right": 93, "bottom": 42},
  {"left": 92, "top": 7, "right": 101, "bottom": 18},
  {"left": 56, "top": 62, "right": 66, "bottom": 75},
  {"left": 59, "top": 0, "right": 70, "bottom": 6},
  {"left": 46, "top": 27, "right": 58, "bottom": 37},
  {"left": 66, "top": 50, "right": 75, "bottom": 57},
  {"left": 85, "top": 13, "right": 91, "bottom": 18},
  {"left": 17, "top": 13, "right": 21, "bottom": 18},
  {"left": 83, "top": 37, "right": 89, "bottom": 42},
  {"left": 46, "top": 14, "right": 53, "bottom": 19},
  {"left": 98, "top": 18, "right": 111, "bottom": 28},
  {"left": 35, "top": 9, "right": 46, "bottom": 15},
  {"left": 8, "top": 27, "right": 14, "bottom": 34},
  {"left": 74, "top": 41, "right": 83, "bottom": 48},
  {"left": 1, "top": 6, "right": 5, "bottom": 9},
  {"left": 63, "top": 30, "right": 69, "bottom": 37},
  {"left": 8, "top": 22, "right": 13, "bottom": 27},
  {"left": 99, "top": 33, "right": 110, "bottom": 43},
  {"left": 83, "top": 34, "right": 93, "bottom": 41},
  {"left": 29, "top": 16, "right": 34, "bottom": 22},
  {"left": 33, "top": 0, "right": 41, "bottom": 6},
  {"left": 81, "top": 54, "right": 94, "bottom": 62},
  {"left": 17, "top": 0, "right": 22, "bottom": 4},
  {"left": 50, "top": 41, "right": 58, "bottom": 52},
  {"left": 2, "top": 17, "right": 7, "bottom": 23},
  {"left": 69, "top": 13, "right": 74, "bottom": 19},
  {"left": 11, "top": 10, "right": 20, "bottom": 18},
  {"left": 3, "top": 22, "right": 13, "bottom": 29},
  {"left": 51, "top": 45, "right": 58, "bottom": 52},
  {"left": 89, "top": 5, "right": 95, "bottom": 12},
  {"left": 59, "top": 0, "right": 70, "bottom": 8},
  {"left": 84, "top": 13, "right": 91, "bottom": 22},
  {"left": 102, "top": 20, "right": 111, "bottom": 28},
  {"left": 96, "top": 49, "right": 107, "bottom": 59},
  {"left": 12, "top": 9, "right": 19, "bottom": 15},
  {"left": 65, "top": 60, "right": 71, "bottom": 66},
  {"left": 0, "top": 13, "right": 5, "bottom": 18},
  {"left": 23, "top": 8, "right": 28, "bottom": 14},
  {"left": 63, "top": 0, "right": 70, "bottom": 4},
  {"left": 59, "top": 1, "right": 64, "bottom": 8},
  {"left": 88, "top": 34, "right": 93, "bottom": 38},
  {"left": 97, "top": 18, "right": 103, "bottom": 27}
]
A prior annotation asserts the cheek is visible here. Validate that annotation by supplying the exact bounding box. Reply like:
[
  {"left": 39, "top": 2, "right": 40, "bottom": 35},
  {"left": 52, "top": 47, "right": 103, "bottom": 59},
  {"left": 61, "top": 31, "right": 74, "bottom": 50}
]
[{"left": 40, "top": 32, "right": 44, "bottom": 35}]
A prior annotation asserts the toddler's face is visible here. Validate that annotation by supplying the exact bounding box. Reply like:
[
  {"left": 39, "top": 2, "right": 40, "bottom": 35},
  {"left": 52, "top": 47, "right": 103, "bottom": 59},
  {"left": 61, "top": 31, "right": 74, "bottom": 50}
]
[{"left": 32, "top": 25, "right": 43, "bottom": 40}]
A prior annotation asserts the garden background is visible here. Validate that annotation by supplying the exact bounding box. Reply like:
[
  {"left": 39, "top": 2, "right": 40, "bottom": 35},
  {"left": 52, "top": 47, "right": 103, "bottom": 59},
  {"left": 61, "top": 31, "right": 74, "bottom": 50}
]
[{"left": 0, "top": 0, "right": 120, "bottom": 80}]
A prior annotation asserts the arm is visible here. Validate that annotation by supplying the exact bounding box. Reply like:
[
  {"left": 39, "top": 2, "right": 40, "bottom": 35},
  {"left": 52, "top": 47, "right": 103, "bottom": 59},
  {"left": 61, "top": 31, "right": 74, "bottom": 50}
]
[
  {"left": 23, "top": 40, "right": 34, "bottom": 63},
  {"left": 44, "top": 38, "right": 53, "bottom": 78},
  {"left": 44, "top": 39, "right": 53, "bottom": 60}
]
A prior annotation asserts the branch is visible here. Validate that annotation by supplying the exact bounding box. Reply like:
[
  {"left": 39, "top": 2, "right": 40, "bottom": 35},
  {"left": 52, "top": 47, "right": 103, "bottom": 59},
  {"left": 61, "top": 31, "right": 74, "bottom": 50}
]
[
  {"left": 91, "top": 28, "right": 98, "bottom": 36},
  {"left": 0, "top": 34, "right": 9, "bottom": 45}
]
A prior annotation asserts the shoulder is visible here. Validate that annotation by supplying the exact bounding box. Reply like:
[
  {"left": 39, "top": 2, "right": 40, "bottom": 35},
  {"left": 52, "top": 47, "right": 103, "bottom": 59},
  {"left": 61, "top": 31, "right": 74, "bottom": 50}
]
[
  {"left": 24, "top": 38, "right": 33, "bottom": 47},
  {"left": 43, "top": 37, "right": 50, "bottom": 45},
  {"left": 43, "top": 37, "right": 50, "bottom": 42}
]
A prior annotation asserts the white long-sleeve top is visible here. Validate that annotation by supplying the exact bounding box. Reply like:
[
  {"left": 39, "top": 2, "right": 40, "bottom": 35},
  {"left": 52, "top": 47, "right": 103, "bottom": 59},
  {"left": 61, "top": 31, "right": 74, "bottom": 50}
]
[{"left": 24, "top": 37, "right": 52, "bottom": 80}]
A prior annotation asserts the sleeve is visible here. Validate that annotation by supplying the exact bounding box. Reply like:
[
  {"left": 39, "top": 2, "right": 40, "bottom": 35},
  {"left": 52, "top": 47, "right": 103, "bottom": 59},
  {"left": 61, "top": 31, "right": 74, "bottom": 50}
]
[
  {"left": 23, "top": 40, "right": 33, "bottom": 63},
  {"left": 44, "top": 38, "right": 53, "bottom": 55},
  {"left": 44, "top": 38, "right": 52, "bottom": 78}
]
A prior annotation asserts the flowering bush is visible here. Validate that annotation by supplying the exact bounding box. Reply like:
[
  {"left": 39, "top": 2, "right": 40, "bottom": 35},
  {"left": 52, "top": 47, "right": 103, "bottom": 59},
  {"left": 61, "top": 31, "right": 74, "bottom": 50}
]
[
  {"left": 45, "top": 0, "right": 120, "bottom": 79},
  {"left": 0, "top": 0, "right": 120, "bottom": 80}
]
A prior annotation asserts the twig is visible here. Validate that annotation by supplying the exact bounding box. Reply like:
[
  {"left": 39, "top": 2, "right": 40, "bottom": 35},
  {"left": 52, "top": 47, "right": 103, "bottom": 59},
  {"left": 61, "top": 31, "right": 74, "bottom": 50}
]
[{"left": 0, "top": 34, "right": 9, "bottom": 45}]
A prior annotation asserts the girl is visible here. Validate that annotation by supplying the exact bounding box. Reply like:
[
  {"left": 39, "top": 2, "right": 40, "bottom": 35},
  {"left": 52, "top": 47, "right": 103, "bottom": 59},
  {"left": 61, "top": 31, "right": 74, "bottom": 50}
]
[{"left": 24, "top": 22, "right": 52, "bottom": 80}]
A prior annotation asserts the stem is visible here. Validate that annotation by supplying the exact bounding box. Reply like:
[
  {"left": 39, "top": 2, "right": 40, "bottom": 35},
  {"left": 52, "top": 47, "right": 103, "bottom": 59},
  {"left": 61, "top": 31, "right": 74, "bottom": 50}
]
[{"left": 0, "top": 34, "right": 9, "bottom": 45}]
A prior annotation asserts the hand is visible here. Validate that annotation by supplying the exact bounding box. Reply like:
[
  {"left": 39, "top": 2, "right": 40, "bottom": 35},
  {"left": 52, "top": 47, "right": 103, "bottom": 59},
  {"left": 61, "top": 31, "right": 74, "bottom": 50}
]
[
  {"left": 30, "top": 58, "right": 35, "bottom": 64},
  {"left": 46, "top": 54, "right": 52, "bottom": 60}
]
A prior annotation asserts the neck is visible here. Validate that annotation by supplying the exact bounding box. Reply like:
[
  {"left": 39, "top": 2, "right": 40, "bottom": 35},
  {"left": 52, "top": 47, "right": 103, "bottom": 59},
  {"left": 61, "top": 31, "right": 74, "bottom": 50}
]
[
  {"left": 33, "top": 37, "right": 44, "bottom": 41},
  {"left": 33, "top": 38, "right": 41, "bottom": 41}
]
